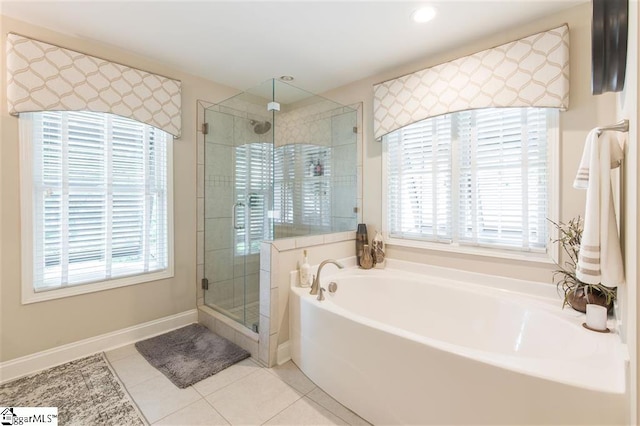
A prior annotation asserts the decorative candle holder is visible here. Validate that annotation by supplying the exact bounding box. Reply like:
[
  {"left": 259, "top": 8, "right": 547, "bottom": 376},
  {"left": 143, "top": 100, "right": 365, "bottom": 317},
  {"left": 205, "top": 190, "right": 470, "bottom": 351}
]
[
  {"left": 360, "top": 244, "right": 374, "bottom": 269},
  {"left": 356, "top": 223, "right": 368, "bottom": 266},
  {"left": 583, "top": 304, "right": 609, "bottom": 333},
  {"left": 372, "top": 231, "right": 385, "bottom": 268}
]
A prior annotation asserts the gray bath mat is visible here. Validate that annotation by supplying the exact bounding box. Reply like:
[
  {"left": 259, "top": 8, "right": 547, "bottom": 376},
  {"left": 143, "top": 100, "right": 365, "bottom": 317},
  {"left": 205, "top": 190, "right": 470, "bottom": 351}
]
[
  {"left": 0, "top": 353, "right": 146, "bottom": 425},
  {"left": 135, "top": 323, "right": 250, "bottom": 388}
]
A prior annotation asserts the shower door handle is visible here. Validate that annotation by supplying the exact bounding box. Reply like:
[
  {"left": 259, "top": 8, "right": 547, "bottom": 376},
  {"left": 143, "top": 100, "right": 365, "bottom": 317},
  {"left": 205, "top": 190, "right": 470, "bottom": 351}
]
[{"left": 233, "top": 202, "right": 245, "bottom": 230}]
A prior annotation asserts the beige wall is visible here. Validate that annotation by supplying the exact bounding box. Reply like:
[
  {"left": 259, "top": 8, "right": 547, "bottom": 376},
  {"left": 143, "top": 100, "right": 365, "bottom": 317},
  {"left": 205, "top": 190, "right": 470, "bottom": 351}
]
[
  {"left": 617, "top": 0, "right": 640, "bottom": 421},
  {"left": 1, "top": 11, "right": 636, "bottom": 421},
  {"left": 324, "top": 3, "right": 636, "bottom": 420},
  {"left": 0, "top": 16, "right": 237, "bottom": 362},
  {"left": 323, "top": 3, "right": 618, "bottom": 285},
  {"left": 636, "top": 8, "right": 640, "bottom": 420}
]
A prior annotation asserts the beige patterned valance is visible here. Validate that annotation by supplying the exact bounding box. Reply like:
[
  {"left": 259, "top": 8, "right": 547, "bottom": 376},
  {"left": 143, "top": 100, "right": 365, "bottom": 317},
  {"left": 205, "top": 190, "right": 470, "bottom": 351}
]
[
  {"left": 373, "top": 25, "right": 569, "bottom": 139},
  {"left": 6, "top": 33, "right": 182, "bottom": 137}
]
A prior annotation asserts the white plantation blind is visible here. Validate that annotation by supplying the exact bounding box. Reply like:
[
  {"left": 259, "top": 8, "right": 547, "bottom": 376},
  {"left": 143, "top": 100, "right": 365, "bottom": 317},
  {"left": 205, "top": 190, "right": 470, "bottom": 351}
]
[
  {"left": 385, "top": 107, "right": 554, "bottom": 252},
  {"left": 274, "top": 144, "right": 332, "bottom": 230},
  {"left": 386, "top": 115, "right": 452, "bottom": 241},
  {"left": 457, "top": 109, "right": 549, "bottom": 248},
  {"left": 274, "top": 145, "right": 297, "bottom": 225},
  {"left": 25, "top": 111, "right": 170, "bottom": 291},
  {"left": 235, "top": 143, "right": 272, "bottom": 255}
]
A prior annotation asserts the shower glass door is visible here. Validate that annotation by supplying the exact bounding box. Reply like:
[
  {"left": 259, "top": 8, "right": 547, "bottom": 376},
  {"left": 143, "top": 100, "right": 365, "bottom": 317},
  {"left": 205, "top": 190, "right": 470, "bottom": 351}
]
[
  {"left": 202, "top": 78, "right": 358, "bottom": 332},
  {"left": 233, "top": 136, "right": 272, "bottom": 331},
  {"left": 203, "top": 95, "right": 273, "bottom": 331}
]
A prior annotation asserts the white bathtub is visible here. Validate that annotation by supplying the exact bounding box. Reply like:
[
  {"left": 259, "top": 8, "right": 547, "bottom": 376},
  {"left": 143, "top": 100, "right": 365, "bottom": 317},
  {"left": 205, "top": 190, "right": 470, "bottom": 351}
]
[{"left": 289, "top": 259, "right": 628, "bottom": 425}]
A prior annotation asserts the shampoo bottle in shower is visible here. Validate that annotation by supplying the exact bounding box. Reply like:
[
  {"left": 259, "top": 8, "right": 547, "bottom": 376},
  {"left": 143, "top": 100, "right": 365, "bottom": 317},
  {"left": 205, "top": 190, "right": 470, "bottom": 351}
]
[
  {"left": 300, "top": 250, "right": 311, "bottom": 287},
  {"left": 315, "top": 159, "right": 323, "bottom": 176}
]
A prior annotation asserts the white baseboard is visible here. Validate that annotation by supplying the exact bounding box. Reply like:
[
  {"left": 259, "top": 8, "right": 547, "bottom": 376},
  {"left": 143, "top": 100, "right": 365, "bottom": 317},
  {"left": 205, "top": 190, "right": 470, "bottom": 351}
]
[
  {"left": 0, "top": 309, "right": 198, "bottom": 384},
  {"left": 277, "top": 340, "right": 291, "bottom": 365}
]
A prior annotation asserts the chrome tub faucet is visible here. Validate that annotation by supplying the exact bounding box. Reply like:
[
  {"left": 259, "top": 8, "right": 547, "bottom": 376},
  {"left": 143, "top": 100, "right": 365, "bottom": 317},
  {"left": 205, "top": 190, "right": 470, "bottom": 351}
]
[{"left": 310, "top": 259, "right": 344, "bottom": 295}]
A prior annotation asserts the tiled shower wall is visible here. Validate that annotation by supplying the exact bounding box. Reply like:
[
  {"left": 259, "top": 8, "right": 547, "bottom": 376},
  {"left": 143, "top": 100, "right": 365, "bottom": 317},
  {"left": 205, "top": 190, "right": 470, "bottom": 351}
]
[
  {"left": 274, "top": 103, "right": 360, "bottom": 238},
  {"left": 258, "top": 233, "right": 356, "bottom": 366}
]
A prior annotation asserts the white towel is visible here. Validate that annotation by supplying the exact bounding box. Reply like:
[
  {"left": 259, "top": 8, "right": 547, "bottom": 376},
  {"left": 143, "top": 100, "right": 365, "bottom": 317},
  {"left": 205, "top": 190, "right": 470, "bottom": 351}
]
[{"left": 573, "top": 129, "right": 624, "bottom": 286}]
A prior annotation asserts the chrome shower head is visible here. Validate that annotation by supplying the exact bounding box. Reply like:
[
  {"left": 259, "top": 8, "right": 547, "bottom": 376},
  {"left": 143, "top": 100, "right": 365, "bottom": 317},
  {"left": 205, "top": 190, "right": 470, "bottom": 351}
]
[{"left": 249, "top": 120, "right": 271, "bottom": 135}]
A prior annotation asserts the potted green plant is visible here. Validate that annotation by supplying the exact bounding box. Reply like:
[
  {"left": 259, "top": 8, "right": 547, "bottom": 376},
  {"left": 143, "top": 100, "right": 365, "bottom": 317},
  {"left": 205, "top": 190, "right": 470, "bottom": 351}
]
[{"left": 550, "top": 216, "right": 616, "bottom": 313}]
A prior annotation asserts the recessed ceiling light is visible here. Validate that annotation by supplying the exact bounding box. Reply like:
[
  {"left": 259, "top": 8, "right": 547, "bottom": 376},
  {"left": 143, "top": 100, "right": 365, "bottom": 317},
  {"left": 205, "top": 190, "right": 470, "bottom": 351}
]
[
  {"left": 279, "top": 75, "right": 295, "bottom": 82},
  {"left": 411, "top": 6, "right": 437, "bottom": 23}
]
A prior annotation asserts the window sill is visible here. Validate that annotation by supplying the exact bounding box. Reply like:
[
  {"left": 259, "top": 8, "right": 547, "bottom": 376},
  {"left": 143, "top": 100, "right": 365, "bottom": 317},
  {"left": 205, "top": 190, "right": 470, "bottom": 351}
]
[
  {"left": 385, "top": 237, "right": 554, "bottom": 265},
  {"left": 22, "top": 268, "right": 174, "bottom": 304}
]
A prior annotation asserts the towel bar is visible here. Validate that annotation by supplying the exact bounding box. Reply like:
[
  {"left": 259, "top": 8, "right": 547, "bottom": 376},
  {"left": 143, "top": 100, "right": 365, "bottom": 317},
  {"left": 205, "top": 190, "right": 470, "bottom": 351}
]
[{"left": 596, "top": 119, "right": 629, "bottom": 134}]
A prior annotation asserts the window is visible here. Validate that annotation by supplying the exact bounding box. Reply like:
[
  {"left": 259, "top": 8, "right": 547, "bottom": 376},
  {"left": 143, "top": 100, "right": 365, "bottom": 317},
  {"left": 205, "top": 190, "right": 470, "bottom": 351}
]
[
  {"left": 20, "top": 111, "right": 173, "bottom": 302},
  {"left": 273, "top": 144, "right": 332, "bottom": 233},
  {"left": 235, "top": 143, "right": 272, "bottom": 255},
  {"left": 384, "top": 107, "right": 557, "bottom": 256},
  {"left": 233, "top": 142, "right": 334, "bottom": 254}
]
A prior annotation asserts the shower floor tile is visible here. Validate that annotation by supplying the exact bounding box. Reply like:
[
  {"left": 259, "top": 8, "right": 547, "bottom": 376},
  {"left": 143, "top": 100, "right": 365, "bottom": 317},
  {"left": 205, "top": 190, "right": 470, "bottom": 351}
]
[{"left": 226, "top": 301, "right": 260, "bottom": 330}]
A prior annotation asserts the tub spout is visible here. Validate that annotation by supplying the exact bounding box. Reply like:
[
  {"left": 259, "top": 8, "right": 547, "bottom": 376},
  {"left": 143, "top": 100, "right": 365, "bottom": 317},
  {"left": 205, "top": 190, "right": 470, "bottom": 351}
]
[{"left": 310, "top": 259, "right": 344, "bottom": 295}]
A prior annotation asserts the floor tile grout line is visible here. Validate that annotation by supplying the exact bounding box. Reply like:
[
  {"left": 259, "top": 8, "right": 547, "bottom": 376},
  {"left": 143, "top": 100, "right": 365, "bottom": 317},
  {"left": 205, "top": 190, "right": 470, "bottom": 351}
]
[
  {"left": 305, "top": 387, "right": 365, "bottom": 426},
  {"left": 148, "top": 396, "right": 205, "bottom": 425},
  {"left": 303, "top": 385, "right": 318, "bottom": 397},
  {"left": 262, "top": 364, "right": 362, "bottom": 424},
  {"left": 118, "top": 368, "right": 163, "bottom": 392},
  {"left": 103, "top": 354, "right": 152, "bottom": 425},
  {"left": 264, "top": 364, "right": 361, "bottom": 424},
  {"left": 255, "top": 373, "right": 319, "bottom": 426},
  {"left": 259, "top": 391, "right": 349, "bottom": 426},
  {"left": 202, "top": 394, "right": 233, "bottom": 425},
  {"left": 108, "top": 351, "right": 164, "bottom": 390},
  {"left": 152, "top": 396, "right": 233, "bottom": 426},
  {"left": 197, "top": 367, "right": 263, "bottom": 399},
  {"left": 139, "top": 382, "right": 201, "bottom": 425},
  {"left": 302, "top": 394, "right": 353, "bottom": 426},
  {"left": 116, "top": 356, "right": 202, "bottom": 425},
  {"left": 263, "top": 366, "right": 319, "bottom": 398},
  {"left": 193, "top": 385, "right": 211, "bottom": 399},
  {"left": 203, "top": 367, "right": 303, "bottom": 426},
  {"left": 258, "top": 391, "right": 306, "bottom": 426}
]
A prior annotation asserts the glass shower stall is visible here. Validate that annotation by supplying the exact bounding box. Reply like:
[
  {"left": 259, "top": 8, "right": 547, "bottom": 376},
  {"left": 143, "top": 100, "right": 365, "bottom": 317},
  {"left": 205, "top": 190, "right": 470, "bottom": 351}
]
[{"left": 202, "top": 79, "right": 357, "bottom": 331}]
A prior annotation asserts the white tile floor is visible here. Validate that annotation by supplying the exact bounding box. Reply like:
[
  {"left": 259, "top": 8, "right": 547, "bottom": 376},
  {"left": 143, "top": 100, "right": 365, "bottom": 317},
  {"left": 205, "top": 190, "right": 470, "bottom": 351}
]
[{"left": 105, "top": 344, "right": 370, "bottom": 426}]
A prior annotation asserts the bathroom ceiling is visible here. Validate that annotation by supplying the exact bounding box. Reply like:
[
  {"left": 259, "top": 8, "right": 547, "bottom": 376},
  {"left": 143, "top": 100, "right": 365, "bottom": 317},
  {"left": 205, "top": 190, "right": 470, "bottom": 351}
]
[{"left": 0, "top": 1, "right": 585, "bottom": 95}]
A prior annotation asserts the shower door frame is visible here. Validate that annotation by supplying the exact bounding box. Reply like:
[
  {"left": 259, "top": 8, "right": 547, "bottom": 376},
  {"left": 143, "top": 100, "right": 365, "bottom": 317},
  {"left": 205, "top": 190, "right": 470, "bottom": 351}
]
[{"left": 202, "top": 105, "right": 274, "bottom": 332}]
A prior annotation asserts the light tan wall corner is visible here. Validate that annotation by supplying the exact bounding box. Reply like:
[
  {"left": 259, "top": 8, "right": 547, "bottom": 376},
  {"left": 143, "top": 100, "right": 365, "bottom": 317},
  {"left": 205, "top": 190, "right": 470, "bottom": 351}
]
[
  {"left": 636, "top": 12, "right": 640, "bottom": 420},
  {"left": 322, "top": 3, "right": 617, "bottom": 285},
  {"left": 616, "top": 1, "right": 640, "bottom": 422},
  {"left": 0, "top": 15, "right": 237, "bottom": 362}
]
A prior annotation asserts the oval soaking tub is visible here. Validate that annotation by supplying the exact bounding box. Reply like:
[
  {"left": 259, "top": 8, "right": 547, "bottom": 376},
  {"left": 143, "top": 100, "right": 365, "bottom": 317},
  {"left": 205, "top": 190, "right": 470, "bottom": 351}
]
[{"left": 289, "top": 259, "right": 627, "bottom": 425}]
